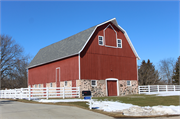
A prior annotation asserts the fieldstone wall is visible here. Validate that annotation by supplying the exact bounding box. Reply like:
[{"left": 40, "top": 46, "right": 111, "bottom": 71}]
[
  {"left": 77, "top": 79, "right": 138, "bottom": 97},
  {"left": 119, "top": 80, "right": 138, "bottom": 96},
  {"left": 76, "top": 79, "right": 106, "bottom": 97}
]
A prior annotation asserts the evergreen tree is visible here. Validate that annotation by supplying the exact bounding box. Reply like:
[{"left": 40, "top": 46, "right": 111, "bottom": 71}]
[
  {"left": 172, "top": 56, "right": 179, "bottom": 84},
  {"left": 138, "top": 59, "right": 161, "bottom": 85}
]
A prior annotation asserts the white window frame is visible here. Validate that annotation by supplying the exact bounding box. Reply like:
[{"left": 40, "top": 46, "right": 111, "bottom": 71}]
[
  {"left": 91, "top": 80, "right": 97, "bottom": 87},
  {"left": 64, "top": 81, "right": 67, "bottom": 87},
  {"left": 50, "top": 83, "right": 53, "bottom": 87},
  {"left": 117, "top": 39, "right": 122, "bottom": 48},
  {"left": 127, "top": 80, "right": 131, "bottom": 86},
  {"left": 98, "top": 36, "right": 104, "bottom": 46}
]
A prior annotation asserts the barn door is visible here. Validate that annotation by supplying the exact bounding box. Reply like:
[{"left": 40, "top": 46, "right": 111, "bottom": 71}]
[
  {"left": 56, "top": 67, "right": 60, "bottom": 87},
  {"left": 107, "top": 80, "right": 117, "bottom": 96}
]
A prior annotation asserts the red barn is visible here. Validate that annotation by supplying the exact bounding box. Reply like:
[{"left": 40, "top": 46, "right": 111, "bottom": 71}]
[{"left": 27, "top": 18, "right": 140, "bottom": 96}]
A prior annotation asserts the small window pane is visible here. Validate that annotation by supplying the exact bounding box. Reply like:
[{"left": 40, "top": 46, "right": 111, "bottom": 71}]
[
  {"left": 127, "top": 81, "right": 131, "bottom": 86},
  {"left": 118, "top": 44, "right": 121, "bottom": 48},
  {"left": 65, "top": 81, "right": 67, "bottom": 86},
  {"left": 98, "top": 36, "right": 103, "bottom": 45},
  {"left": 118, "top": 40, "right": 121, "bottom": 43},
  {"left": 91, "top": 80, "right": 96, "bottom": 86},
  {"left": 50, "top": 83, "right": 52, "bottom": 87},
  {"left": 99, "top": 37, "right": 102, "bottom": 40}
]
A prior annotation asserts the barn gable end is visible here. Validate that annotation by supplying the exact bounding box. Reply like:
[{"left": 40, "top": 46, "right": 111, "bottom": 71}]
[{"left": 27, "top": 18, "right": 140, "bottom": 97}]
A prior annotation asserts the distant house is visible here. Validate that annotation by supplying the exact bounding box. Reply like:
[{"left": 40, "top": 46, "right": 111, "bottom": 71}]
[{"left": 27, "top": 18, "right": 140, "bottom": 97}]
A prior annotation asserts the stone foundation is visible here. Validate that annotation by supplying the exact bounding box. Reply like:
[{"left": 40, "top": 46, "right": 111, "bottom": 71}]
[
  {"left": 77, "top": 79, "right": 138, "bottom": 97},
  {"left": 119, "top": 80, "right": 138, "bottom": 96},
  {"left": 76, "top": 79, "right": 106, "bottom": 97}
]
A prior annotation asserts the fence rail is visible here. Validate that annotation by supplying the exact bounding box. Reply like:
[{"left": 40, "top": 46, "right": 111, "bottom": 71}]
[
  {"left": 0, "top": 87, "right": 80, "bottom": 100},
  {"left": 138, "top": 85, "right": 180, "bottom": 94}
]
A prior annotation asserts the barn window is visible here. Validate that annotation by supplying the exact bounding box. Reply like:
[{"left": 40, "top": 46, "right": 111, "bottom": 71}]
[
  {"left": 64, "top": 81, "right": 67, "bottom": 87},
  {"left": 127, "top": 81, "right": 131, "bottom": 86},
  {"left": 35, "top": 84, "right": 37, "bottom": 88},
  {"left": 50, "top": 83, "right": 53, "bottom": 87},
  {"left": 117, "top": 39, "right": 122, "bottom": 48},
  {"left": 91, "top": 80, "right": 97, "bottom": 86},
  {"left": 98, "top": 36, "right": 104, "bottom": 45},
  {"left": 39, "top": 84, "right": 41, "bottom": 88}
]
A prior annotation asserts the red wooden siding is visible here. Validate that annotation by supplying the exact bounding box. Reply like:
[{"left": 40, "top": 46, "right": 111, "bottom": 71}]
[
  {"left": 104, "top": 25, "right": 117, "bottom": 47},
  {"left": 107, "top": 81, "right": 117, "bottom": 96},
  {"left": 28, "top": 55, "right": 79, "bottom": 86},
  {"left": 80, "top": 22, "right": 137, "bottom": 80}
]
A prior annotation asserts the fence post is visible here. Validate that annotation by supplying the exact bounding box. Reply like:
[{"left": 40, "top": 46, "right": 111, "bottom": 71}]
[
  {"left": 166, "top": 85, "right": 167, "bottom": 92},
  {"left": 63, "top": 87, "right": 65, "bottom": 99},
  {"left": 174, "top": 85, "right": 175, "bottom": 91},
  {"left": 138, "top": 86, "right": 140, "bottom": 94},
  {"left": 20, "top": 88, "right": 23, "bottom": 99},
  {"left": 4, "top": 88, "right": 7, "bottom": 99},
  {"left": 14, "top": 89, "right": 16, "bottom": 99},
  {"left": 46, "top": 87, "right": 49, "bottom": 100},
  {"left": 148, "top": 85, "right": 150, "bottom": 94},
  {"left": 157, "top": 85, "right": 159, "bottom": 92},
  {"left": 28, "top": 86, "right": 31, "bottom": 100}
]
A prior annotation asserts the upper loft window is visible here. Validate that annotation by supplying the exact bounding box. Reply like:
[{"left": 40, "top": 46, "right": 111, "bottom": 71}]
[
  {"left": 117, "top": 39, "right": 122, "bottom": 48},
  {"left": 98, "top": 36, "right": 104, "bottom": 45}
]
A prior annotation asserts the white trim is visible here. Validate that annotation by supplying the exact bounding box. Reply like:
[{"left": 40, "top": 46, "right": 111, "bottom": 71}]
[
  {"left": 91, "top": 80, "right": 97, "bottom": 87},
  {"left": 104, "top": 45, "right": 119, "bottom": 48},
  {"left": 122, "top": 29, "right": 140, "bottom": 60},
  {"left": 78, "top": 54, "right": 81, "bottom": 80},
  {"left": 103, "top": 24, "right": 117, "bottom": 48},
  {"left": 27, "top": 18, "right": 140, "bottom": 69},
  {"left": 98, "top": 36, "right": 104, "bottom": 46},
  {"left": 105, "top": 78, "right": 119, "bottom": 96},
  {"left": 117, "top": 39, "right": 122, "bottom": 48},
  {"left": 136, "top": 58, "right": 138, "bottom": 81},
  {"left": 28, "top": 70, "right": 29, "bottom": 86},
  {"left": 27, "top": 53, "right": 79, "bottom": 69},
  {"left": 56, "top": 67, "right": 60, "bottom": 87},
  {"left": 78, "top": 18, "right": 140, "bottom": 60}
]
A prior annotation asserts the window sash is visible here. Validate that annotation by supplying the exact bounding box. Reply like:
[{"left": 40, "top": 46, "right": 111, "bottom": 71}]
[{"left": 98, "top": 36, "right": 104, "bottom": 45}]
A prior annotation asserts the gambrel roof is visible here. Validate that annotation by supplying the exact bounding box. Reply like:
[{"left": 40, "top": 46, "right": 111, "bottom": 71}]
[{"left": 27, "top": 18, "right": 140, "bottom": 69}]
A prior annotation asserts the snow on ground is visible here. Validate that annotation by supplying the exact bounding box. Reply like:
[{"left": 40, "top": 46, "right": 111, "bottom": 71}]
[
  {"left": 37, "top": 91, "right": 180, "bottom": 116},
  {"left": 88, "top": 101, "right": 180, "bottom": 116},
  {"left": 38, "top": 99, "right": 88, "bottom": 103},
  {"left": 143, "top": 91, "right": 180, "bottom": 96}
]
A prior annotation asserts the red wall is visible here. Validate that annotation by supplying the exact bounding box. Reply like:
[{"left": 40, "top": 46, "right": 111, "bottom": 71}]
[
  {"left": 28, "top": 55, "right": 79, "bottom": 86},
  {"left": 80, "top": 22, "right": 137, "bottom": 80}
]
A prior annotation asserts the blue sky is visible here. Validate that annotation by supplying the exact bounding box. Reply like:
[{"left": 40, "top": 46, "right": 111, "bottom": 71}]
[{"left": 1, "top": 1, "right": 179, "bottom": 67}]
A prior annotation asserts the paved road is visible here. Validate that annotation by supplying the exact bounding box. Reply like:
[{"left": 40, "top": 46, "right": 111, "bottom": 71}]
[
  {"left": 0, "top": 99, "right": 179, "bottom": 119},
  {"left": 0, "top": 99, "right": 114, "bottom": 119}
]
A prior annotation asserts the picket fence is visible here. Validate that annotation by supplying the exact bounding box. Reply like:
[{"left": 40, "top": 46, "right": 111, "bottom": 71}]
[
  {"left": 138, "top": 85, "right": 180, "bottom": 94},
  {"left": 0, "top": 87, "right": 80, "bottom": 100}
]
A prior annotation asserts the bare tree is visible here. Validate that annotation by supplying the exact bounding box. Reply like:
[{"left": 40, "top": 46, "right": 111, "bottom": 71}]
[
  {"left": 0, "top": 35, "right": 30, "bottom": 89},
  {"left": 138, "top": 59, "right": 161, "bottom": 85},
  {"left": 158, "top": 58, "right": 175, "bottom": 85}
]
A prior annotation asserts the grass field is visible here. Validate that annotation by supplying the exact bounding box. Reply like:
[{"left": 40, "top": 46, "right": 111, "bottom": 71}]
[{"left": 93, "top": 94, "right": 180, "bottom": 106}]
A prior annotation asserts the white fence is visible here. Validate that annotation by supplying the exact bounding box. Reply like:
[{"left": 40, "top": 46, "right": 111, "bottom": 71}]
[
  {"left": 0, "top": 87, "right": 80, "bottom": 100},
  {"left": 138, "top": 85, "right": 180, "bottom": 94}
]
